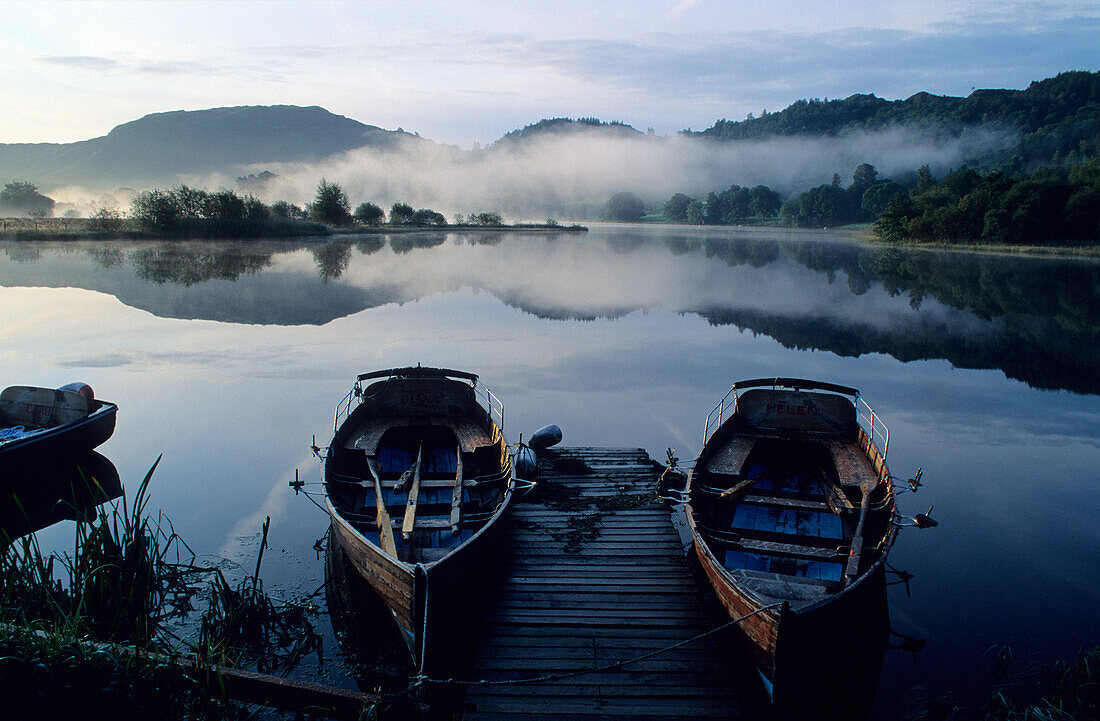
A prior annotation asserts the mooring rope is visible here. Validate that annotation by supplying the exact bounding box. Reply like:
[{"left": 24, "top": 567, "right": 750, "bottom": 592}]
[{"left": 401, "top": 601, "right": 786, "bottom": 694}]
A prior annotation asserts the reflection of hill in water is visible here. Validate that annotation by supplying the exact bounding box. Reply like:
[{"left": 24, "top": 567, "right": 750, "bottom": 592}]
[{"left": 2, "top": 235, "right": 1097, "bottom": 394}]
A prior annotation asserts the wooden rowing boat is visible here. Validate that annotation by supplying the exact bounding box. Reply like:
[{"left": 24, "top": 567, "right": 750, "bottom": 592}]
[
  {"left": 323, "top": 366, "right": 515, "bottom": 675},
  {"left": 683, "top": 378, "right": 897, "bottom": 702},
  {"left": 1, "top": 385, "right": 118, "bottom": 470}
]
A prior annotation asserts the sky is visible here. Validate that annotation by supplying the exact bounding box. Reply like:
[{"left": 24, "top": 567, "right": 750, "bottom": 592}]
[{"left": 2, "top": 0, "right": 1098, "bottom": 147}]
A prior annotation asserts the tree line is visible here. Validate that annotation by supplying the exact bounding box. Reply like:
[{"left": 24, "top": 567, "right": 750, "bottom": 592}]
[
  {"left": 662, "top": 185, "right": 783, "bottom": 224},
  {"left": 687, "top": 71, "right": 1100, "bottom": 171},
  {"left": 657, "top": 165, "right": 900, "bottom": 229},
  {"left": 129, "top": 179, "right": 505, "bottom": 232},
  {"left": 873, "top": 157, "right": 1100, "bottom": 245}
]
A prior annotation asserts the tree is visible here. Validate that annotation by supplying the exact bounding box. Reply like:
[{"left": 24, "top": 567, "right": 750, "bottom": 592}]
[
  {"left": 861, "top": 181, "right": 906, "bottom": 217},
  {"left": 310, "top": 179, "right": 352, "bottom": 226},
  {"left": 0, "top": 181, "right": 55, "bottom": 217},
  {"left": 410, "top": 208, "right": 446, "bottom": 225},
  {"left": 131, "top": 189, "right": 180, "bottom": 230},
  {"left": 600, "top": 192, "right": 645, "bottom": 222},
  {"left": 664, "top": 193, "right": 693, "bottom": 222},
  {"left": 171, "top": 184, "right": 208, "bottom": 218},
  {"left": 270, "top": 201, "right": 306, "bottom": 220},
  {"left": 202, "top": 189, "right": 246, "bottom": 220},
  {"left": 916, "top": 165, "right": 935, "bottom": 193},
  {"left": 749, "top": 185, "right": 782, "bottom": 217},
  {"left": 354, "top": 202, "right": 385, "bottom": 226},
  {"left": 389, "top": 202, "right": 414, "bottom": 225},
  {"left": 685, "top": 200, "right": 706, "bottom": 224},
  {"left": 244, "top": 196, "right": 270, "bottom": 221},
  {"left": 851, "top": 163, "right": 879, "bottom": 194},
  {"left": 472, "top": 211, "right": 503, "bottom": 226}
]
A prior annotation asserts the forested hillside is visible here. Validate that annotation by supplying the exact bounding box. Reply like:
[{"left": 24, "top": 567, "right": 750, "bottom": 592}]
[{"left": 687, "top": 71, "right": 1100, "bottom": 169}]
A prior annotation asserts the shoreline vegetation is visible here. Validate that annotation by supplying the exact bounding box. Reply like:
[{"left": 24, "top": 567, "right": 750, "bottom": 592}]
[
  {"left": 0, "top": 460, "right": 368, "bottom": 719},
  {"left": 0, "top": 216, "right": 585, "bottom": 242},
  {"left": 0, "top": 177, "right": 586, "bottom": 242}
]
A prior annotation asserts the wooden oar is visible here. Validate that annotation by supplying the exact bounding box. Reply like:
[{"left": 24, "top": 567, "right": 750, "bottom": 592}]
[
  {"left": 843, "top": 489, "right": 873, "bottom": 586},
  {"left": 450, "top": 446, "right": 463, "bottom": 533},
  {"left": 719, "top": 476, "right": 754, "bottom": 500},
  {"left": 365, "top": 457, "right": 397, "bottom": 557},
  {"left": 401, "top": 443, "right": 423, "bottom": 539}
]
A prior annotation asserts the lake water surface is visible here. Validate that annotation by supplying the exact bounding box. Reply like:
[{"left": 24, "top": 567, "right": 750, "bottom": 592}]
[{"left": 2, "top": 225, "right": 1098, "bottom": 717}]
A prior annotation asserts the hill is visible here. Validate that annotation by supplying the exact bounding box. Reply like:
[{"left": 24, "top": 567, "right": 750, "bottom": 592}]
[
  {"left": 0, "top": 105, "right": 415, "bottom": 190},
  {"left": 490, "top": 117, "right": 645, "bottom": 148},
  {"left": 688, "top": 71, "right": 1100, "bottom": 169}
]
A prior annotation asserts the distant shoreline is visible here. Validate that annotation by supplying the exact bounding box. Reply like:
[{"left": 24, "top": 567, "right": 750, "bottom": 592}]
[{"left": 0, "top": 217, "right": 587, "bottom": 242}]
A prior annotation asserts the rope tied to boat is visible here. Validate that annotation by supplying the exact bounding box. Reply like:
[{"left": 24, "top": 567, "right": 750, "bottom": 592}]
[{"left": 403, "top": 602, "right": 786, "bottom": 693}]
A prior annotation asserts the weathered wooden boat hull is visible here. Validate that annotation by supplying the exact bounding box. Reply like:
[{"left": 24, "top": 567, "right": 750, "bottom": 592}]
[
  {"left": 323, "top": 367, "right": 515, "bottom": 675},
  {"left": 684, "top": 378, "right": 897, "bottom": 694}
]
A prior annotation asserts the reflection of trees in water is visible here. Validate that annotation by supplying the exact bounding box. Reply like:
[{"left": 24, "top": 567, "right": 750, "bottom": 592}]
[
  {"left": 664, "top": 235, "right": 702, "bottom": 256},
  {"left": 462, "top": 231, "right": 504, "bottom": 247},
  {"left": 353, "top": 237, "right": 385, "bottom": 256},
  {"left": 2, "top": 244, "right": 41, "bottom": 263},
  {"left": 85, "top": 247, "right": 125, "bottom": 268},
  {"left": 389, "top": 233, "right": 446, "bottom": 253},
  {"left": 703, "top": 237, "right": 780, "bottom": 268},
  {"left": 130, "top": 245, "right": 276, "bottom": 286},
  {"left": 311, "top": 242, "right": 352, "bottom": 283},
  {"left": 696, "top": 238, "right": 1100, "bottom": 394}
]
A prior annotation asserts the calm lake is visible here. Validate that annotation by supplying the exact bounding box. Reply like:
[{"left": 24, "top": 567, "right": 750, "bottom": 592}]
[{"left": 2, "top": 224, "right": 1098, "bottom": 717}]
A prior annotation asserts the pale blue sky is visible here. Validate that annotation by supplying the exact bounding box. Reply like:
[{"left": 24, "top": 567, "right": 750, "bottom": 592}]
[{"left": 2, "top": 0, "right": 1097, "bottom": 146}]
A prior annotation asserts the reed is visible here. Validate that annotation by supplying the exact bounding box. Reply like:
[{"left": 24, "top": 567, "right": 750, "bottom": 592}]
[
  {"left": 0, "top": 456, "right": 322, "bottom": 717},
  {"left": 906, "top": 646, "right": 1099, "bottom": 721},
  {"left": 198, "top": 516, "right": 321, "bottom": 675}
]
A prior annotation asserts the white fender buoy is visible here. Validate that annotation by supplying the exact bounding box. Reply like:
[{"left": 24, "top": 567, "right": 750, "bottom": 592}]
[
  {"left": 528, "top": 424, "right": 562, "bottom": 452},
  {"left": 59, "top": 382, "right": 94, "bottom": 401}
]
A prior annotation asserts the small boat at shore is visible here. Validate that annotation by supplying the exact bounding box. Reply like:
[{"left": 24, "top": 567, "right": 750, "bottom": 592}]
[
  {"left": 1, "top": 384, "right": 117, "bottom": 470},
  {"left": 323, "top": 367, "right": 516, "bottom": 674},
  {"left": 683, "top": 378, "right": 898, "bottom": 697}
]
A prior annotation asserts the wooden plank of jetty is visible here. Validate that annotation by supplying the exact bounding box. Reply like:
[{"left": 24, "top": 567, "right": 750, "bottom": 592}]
[{"left": 462, "top": 447, "right": 740, "bottom": 720}]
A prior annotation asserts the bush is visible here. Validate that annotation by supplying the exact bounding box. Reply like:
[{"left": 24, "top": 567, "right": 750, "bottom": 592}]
[
  {"left": 353, "top": 202, "right": 385, "bottom": 226},
  {"left": 472, "top": 211, "right": 503, "bottom": 226},
  {"left": 601, "top": 192, "right": 645, "bottom": 222},
  {"left": 410, "top": 208, "right": 446, "bottom": 225}
]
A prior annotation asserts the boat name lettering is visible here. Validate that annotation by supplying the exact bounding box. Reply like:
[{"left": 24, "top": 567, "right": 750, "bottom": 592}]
[
  {"left": 400, "top": 390, "right": 444, "bottom": 406},
  {"left": 765, "top": 401, "right": 817, "bottom": 417}
]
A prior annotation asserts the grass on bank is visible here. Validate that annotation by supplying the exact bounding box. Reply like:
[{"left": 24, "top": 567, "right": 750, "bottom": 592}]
[
  {"left": 0, "top": 457, "right": 325, "bottom": 719},
  {"left": 904, "top": 645, "right": 1099, "bottom": 721}
]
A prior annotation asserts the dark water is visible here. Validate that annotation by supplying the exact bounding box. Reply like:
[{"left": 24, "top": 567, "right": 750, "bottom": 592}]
[{"left": 1, "top": 226, "right": 1098, "bottom": 717}]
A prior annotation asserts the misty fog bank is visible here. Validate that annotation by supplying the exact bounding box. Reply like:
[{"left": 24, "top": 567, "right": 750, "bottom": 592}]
[
  {"left": 51, "top": 124, "right": 1011, "bottom": 220},
  {"left": 260, "top": 125, "right": 1008, "bottom": 218}
]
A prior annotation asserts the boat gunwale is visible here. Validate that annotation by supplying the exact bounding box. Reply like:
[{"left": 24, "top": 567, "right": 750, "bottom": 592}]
[
  {"left": 684, "top": 381, "right": 898, "bottom": 619},
  {"left": 0, "top": 399, "right": 118, "bottom": 456},
  {"left": 324, "top": 373, "right": 516, "bottom": 573}
]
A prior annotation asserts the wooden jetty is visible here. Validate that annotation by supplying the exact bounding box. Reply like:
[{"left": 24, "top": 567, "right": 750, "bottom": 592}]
[{"left": 461, "top": 447, "right": 741, "bottom": 720}]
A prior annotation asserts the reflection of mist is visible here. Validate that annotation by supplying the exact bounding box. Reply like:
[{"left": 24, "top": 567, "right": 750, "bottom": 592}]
[{"left": 4, "top": 228, "right": 1097, "bottom": 394}]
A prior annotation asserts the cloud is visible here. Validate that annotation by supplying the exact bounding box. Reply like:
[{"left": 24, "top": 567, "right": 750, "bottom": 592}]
[{"left": 36, "top": 55, "right": 121, "bottom": 71}]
